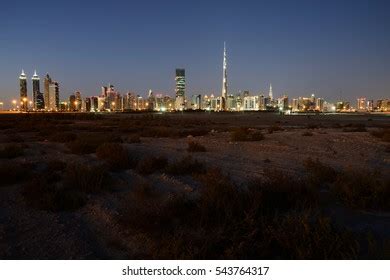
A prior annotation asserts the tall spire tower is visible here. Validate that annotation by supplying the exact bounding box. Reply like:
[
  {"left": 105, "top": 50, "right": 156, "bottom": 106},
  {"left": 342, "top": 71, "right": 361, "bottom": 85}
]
[
  {"left": 19, "top": 69, "right": 27, "bottom": 111},
  {"left": 269, "top": 83, "right": 273, "bottom": 100},
  {"left": 221, "top": 42, "right": 228, "bottom": 110}
]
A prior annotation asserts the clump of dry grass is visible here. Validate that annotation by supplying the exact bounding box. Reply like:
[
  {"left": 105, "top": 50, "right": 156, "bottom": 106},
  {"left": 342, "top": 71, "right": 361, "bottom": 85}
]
[
  {"left": 231, "top": 128, "right": 264, "bottom": 142},
  {"left": 302, "top": 131, "right": 314, "bottom": 136},
  {"left": 67, "top": 133, "right": 121, "bottom": 154},
  {"left": 0, "top": 162, "right": 31, "bottom": 187},
  {"left": 48, "top": 132, "right": 77, "bottom": 143},
  {"left": 165, "top": 156, "right": 206, "bottom": 176},
  {"left": 187, "top": 141, "right": 206, "bottom": 153},
  {"left": 342, "top": 123, "right": 367, "bottom": 132},
  {"left": 303, "top": 157, "right": 338, "bottom": 186},
  {"left": 331, "top": 168, "right": 389, "bottom": 211},
  {"left": 267, "top": 125, "right": 284, "bottom": 134},
  {"left": 23, "top": 176, "right": 87, "bottom": 212},
  {"left": 136, "top": 155, "right": 168, "bottom": 175},
  {"left": 370, "top": 128, "right": 390, "bottom": 142},
  {"left": 117, "top": 167, "right": 361, "bottom": 259},
  {"left": 0, "top": 144, "right": 25, "bottom": 159},
  {"left": 96, "top": 143, "right": 135, "bottom": 170},
  {"left": 64, "top": 163, "right": 110, "bottom": 193}
]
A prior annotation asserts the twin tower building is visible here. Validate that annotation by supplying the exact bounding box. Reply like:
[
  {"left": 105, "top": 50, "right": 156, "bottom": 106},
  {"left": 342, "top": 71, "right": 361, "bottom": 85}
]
[{"left": 19, "top": 70, "right": 59, "bottom": 111}]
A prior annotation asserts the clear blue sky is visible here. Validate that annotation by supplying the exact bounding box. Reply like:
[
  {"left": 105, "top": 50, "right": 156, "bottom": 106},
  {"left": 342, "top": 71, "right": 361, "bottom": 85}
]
[{"left": 0, "top": 0, "right": 389, "bottom": 104}]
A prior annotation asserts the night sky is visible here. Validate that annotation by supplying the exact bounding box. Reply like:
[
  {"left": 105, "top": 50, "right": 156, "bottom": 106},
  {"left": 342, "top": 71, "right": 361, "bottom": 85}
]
[{"left": 0, "top": 0, "right": 389, "bottom": 104}]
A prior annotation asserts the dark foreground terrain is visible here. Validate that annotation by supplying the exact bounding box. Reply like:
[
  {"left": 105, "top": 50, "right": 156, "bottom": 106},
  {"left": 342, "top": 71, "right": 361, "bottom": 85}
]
[{"left": 0, "top": 112, "right": 389, "bottom": 259}]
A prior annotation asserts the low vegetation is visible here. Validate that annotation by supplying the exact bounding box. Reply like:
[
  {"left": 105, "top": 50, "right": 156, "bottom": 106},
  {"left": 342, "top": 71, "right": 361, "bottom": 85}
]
[
  {"left": 187, "top": 141, "right": 207, "bottom": 152},
  {"left": 117, "top": 168, "right": 360, "bottom": 259},
  {"left": 96, "top": 143, "right": 135, "bottom": 170},
  {"left": 67, "top": 133, "right": 121, "bottom": 154},
  {"left": 136, "top": 155, "right": 168, "bottom": 175},
  {"left": 0, "top": 144, "right": 25, "bottom": 159},
  {"left": 331, "top": 168, "right": 389, "bottom": 211},
  {"left": 231, "top": 128, "right": 264, "bottom": 142}
]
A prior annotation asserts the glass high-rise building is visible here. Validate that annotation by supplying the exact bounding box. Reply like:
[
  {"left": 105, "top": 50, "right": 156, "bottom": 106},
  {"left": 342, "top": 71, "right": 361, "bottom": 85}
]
[
  {"left": 32, "top": 70, "right": 44, "bottom": 110},
  {"left": 19, "top": 70, "right": 27, "bottom": 111},
  {"left": 44, "top": 73, "right": 52, "bottom": 110},
  {"left": 175, "top": 68, "right": 185, "bottom": 110}
]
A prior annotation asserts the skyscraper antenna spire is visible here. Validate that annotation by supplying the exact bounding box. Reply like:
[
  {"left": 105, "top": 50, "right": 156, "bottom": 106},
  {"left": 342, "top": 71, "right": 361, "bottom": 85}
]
[{"left": 221, "top": 42, "right": 228, "bottom": 110}]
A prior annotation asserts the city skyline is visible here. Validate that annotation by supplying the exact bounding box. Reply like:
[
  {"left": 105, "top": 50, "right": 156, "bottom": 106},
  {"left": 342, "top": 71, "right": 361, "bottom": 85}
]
[{"left": 0, "top": 0, "right": 389, "bottom": 102}]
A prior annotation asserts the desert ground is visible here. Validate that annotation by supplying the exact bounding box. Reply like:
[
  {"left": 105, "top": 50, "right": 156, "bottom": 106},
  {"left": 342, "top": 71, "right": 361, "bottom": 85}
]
[{"left": 0, "top": 112, "right": 389, "bottom": 259}]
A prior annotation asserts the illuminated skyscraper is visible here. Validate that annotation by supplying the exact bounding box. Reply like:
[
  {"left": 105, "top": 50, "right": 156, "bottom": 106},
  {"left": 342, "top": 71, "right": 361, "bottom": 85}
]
[
  {"left": 32, "top": 70, "right": 44, "bottom": 110},
  {"left": 44, "top": 73, "right": 52, "bottom": 110},
  {"left": 48, "top": 81, "right": 59, "bottom": 111},
  {"left": 269, "top": 84, "right": 273, "bottom": 100},
  {"left": 175, "top": 68, "right": 185, "bottom": 110},
  {"left": 221, "top": 42, "right": 228, "bottom": 110},
  {"left": 19, "top": 70, "right": 27, "bottom": 111}
]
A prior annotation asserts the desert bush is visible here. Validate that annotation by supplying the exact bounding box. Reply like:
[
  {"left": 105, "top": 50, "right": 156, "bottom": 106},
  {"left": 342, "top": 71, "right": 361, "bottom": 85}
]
[
  {"left": 117, "top": 167, "right": 361, "bottom": 259},
  {"left": 23, "top": 176, "right": 87, "bottom": 212},
  {"left": 267, "top": 125, "right": 284, "bottom": 134},
  {"left": 251, "top": 131, "right": 265, "bottom": 141},
  {"left": 136, "top": 155, "right": 168, "bottom": 175},
  {"left": 342, "top": 123, "right": 367, "bottom": 132},
  {"left": 0, "top": 162, "right": 31, "bottom": 186},
  {"left": 64, "top": 163, "right": 110, "bottom": 193},
  {"left": 48, "top": 132, "right": 77, "bottom": 143},
  {"left": 67, "top": 133, "right": 121, "bottom": 154},
  {"left": 141, "top": 127, "right": 181, "bottom": 138},
  {"left": 165, "top": 156, "right": 206, "bottom": 176},
  {"left": 182, "top": 128, "right": 209, "bottom": 137},
  {"left": 231, "top": 128, "right": 264, "bottom": 142},
  {"left": 127, "top": 134, "right": 141, "bottom": 143},
  {"left": 247, "top": 169, "right": 319, "bottom": 214},
  {"left": 96, "top": 143, "right": 135, "bottom": 170},
  {"left": 370, "top": 129, "right": 390, "bottom": 142},
  {"left": 302, "top": 131, "right": 313, "bottom": 136},
  {"left": 0, "top": 144, "right": 24, "bottom": 159},
  {"left": 187, "top": 141, "right": 206, "bottom": 153},
  {"left": 231, "top": 127, "right": 249, "bottom": 141},
  {"left": 118, "top": 183, "right": 195, "bottom": 233},
  {"left": 303, "top": 158, "right": 338, "bottom": 186},
  {"left": 331, "top": 168, "right": 389, "bottom": 211},
  {"left": 46, "top": 160, "right": 67, "bottom": 173},
  {"left": 4, "top": 133, "right": 24, "bottom": 143}
]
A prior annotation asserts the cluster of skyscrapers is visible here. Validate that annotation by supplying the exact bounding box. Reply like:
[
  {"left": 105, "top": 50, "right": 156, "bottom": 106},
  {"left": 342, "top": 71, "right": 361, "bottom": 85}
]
[
  {"left": 14, "top": 43, "right": 389, "bottom": 113},
  {"left": 17, "top": 70, "right": 59, "bottom": 111}
]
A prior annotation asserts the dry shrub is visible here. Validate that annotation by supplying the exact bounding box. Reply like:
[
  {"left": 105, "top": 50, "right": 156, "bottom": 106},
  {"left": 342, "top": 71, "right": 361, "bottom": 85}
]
[
  {"left": 268, "top": 125, "right": 284, "bottom": 134},
  {"left": 0, "top": 144, "right": 24, "bottom": 159},
  {"left": 0, "top": 162, "right": 31, "bottom": 187},
  {"left": 165, "top": 156, "right": 206, "bottom": 175},
  {"left": 96, "top": 143, "right": 135, "bottom": 170},
  {"left": 118, "top": 183, "right": 195, "bottom": 233},
  {"left": 136, "top": 155, "right": 168, "bottom": 175},
  {"left": 302, "top": 131, "right": 313, "bottom": 136},
  {"left": 370, "top": 129, "right": 390, "bottom": 142},
  {"left": 331, "top": 168, "right": 389, "bottom": 211},
  {"left": 187, "top": 141, "right": 206, "bottom": 153},
  {"left": 231, "top": 128, "right": 264, "bottom": 142},
  {"left": 183, "top": 128, "right": 209, "bottom": 137},
  {"left": 117, "top": 168, "right": 361, "bottom": 259},
  {"left": 127, "top": 134, "right": 141, "bottom": 143},
  {"left": 342, "top": 123, "right": 367, "bottom": 132},
  {"left": 303, "top": 158, "right": 338, "bottom": 186},
  {"left": 141, "top": 127, "right": 180, "bottom": 138},
  {"left": 64, "top": 163, "right": 110, "bottom": 193},
  {"left": 247, "top": 169, "right": 319, "bottom": 214},
  {"left": 67, "top": 133, "right": 121, "bottom": 154},
  {"left": 23, "top": 177, "right": 87, "bottom": 212},
  {"left": 48, "top": 132, "right": 77, "bottom": 143}
]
